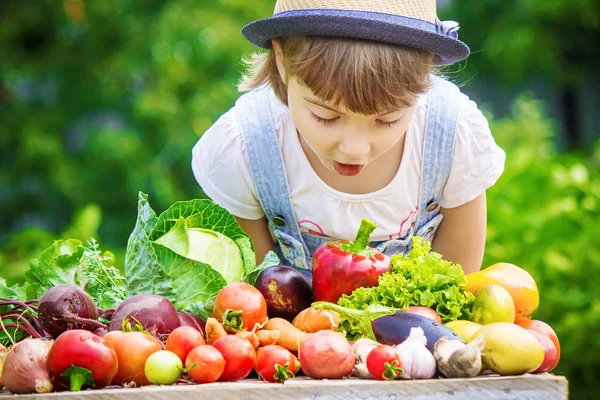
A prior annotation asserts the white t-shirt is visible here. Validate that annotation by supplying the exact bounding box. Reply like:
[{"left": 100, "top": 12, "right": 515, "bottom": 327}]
[{"left": 191, "top": 87, "right": 506, "bottom": 242}]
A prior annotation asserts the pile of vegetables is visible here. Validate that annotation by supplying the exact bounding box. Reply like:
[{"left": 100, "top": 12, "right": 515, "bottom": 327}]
[
  {"left": 335, "top": 236, "right": 475, "bottom": 341},
  {"left": 0, "top": 196, "right": 560, "bottom": 395}
]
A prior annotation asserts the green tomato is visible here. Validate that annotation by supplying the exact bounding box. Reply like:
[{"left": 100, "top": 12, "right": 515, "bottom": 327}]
[{"left": 144, "top": 350, "right": 182, "bottom": 385}]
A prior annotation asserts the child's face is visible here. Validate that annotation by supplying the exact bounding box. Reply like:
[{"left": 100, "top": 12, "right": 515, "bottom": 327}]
[{"left": 287, "top": 77, "right": 417, "bottom": 177}]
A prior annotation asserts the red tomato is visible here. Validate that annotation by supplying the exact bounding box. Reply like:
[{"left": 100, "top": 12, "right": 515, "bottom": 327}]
[
  {"left": 104, "top": 331, "right": 162, "bottom": 386},
  {"left": 212, "top": 335, "right": 256, "bottom": 381},
  {"left": 166, "top": 326, "right": 206, "bottom": 363},
  {"left": 406, "top": 306, "right": 442, "bottom": 323},
  {"left": 47, "top": 330, "right": 118, "bottom": 391},
  {"left": 256, "top": 345, "right": 296, "bottom": 383},
  {"left": 366, "top": 345, "right": 403, "bottom": 381},
  {"left": 517, "top": 319, "right": 560, "bottom": 370},
  {"left": 185, "top": 345, "right": 225, "bottom": 384},
  {"left": 213, "top": 282, "right": 267, "bottom": 332}
]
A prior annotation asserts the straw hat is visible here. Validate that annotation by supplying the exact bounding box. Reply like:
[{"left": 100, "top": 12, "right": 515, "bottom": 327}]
[{"left": 241, "top": 0, "right": 470, "bottom": 65}]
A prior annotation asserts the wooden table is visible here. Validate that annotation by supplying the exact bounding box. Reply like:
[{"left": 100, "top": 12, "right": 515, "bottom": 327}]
[{"left": 0, "top": 374, "right": 567, "bottom": 400}]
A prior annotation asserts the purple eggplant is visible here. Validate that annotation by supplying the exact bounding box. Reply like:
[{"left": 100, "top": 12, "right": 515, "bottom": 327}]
[
  {"left": 313, "top": 302, "right": 464, "bottom": 353},
  {"left": 372, "top": 311, "right": 463, "bottom": 352},
  {"left": 255, "top": 265, "right": 313, "bottom": 322}
]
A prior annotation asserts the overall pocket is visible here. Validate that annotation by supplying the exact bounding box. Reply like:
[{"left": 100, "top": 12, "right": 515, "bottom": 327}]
[
  {"left": 415, "top": 212, "right": 444, "bottom": 243},
  {"left": 273, "top": 229, "right": 310, "bottom": 270}
]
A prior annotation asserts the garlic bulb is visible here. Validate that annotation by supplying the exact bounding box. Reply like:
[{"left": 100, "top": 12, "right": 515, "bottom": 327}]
[
  {"left": 352, "top": 338, "right": 380, "bottom": 379},
  {"left": 394, "top": 327, "right": 436, "bottom": 379},
  {"left": 434, "top": 334, "right": 485, "bottom": 378}
]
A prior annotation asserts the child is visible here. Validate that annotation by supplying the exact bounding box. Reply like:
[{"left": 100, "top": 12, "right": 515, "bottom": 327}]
[{"left": 191, "top": 0, "right": 506, "bottom": 276}]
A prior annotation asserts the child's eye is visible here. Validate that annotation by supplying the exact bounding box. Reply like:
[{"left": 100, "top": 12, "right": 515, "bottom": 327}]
[
  {"left": 310, "top": 112, "right": 339, "bottom": 126},
  {"left": 377, "top": 118, "right": 402, "bottom": 128}
]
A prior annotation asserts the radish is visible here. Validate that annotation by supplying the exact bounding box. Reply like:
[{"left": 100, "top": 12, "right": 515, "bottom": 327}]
[
  {"left": 108, "top": 294, "right": 180, "bottom": 338},
  {"left": 38, "top": 284, "right": 106, "bottom": 338},
  {"left": 2, "top": 339, "right": 53, "bottom": 394}
]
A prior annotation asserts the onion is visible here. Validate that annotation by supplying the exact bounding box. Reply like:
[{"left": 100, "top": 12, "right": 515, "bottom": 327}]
[{"left": 2, "top": 339, "right": 53, "bottom": 394}]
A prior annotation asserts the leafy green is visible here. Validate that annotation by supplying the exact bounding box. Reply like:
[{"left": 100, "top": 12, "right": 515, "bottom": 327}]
[
  {"left": 150, "top": 199, "right": 256, "bottom": 277},
  {"left": 79, "top": 238, "right": 126, "bottom": 309},
  {"left": 124, "top": 192, "right": 176, "bottom": 299},
  {"left": 24, "top": 239, "right": 85, "bottom": 299},
  {"left": 155, "top": 217, "right": 245, "bottom": 284},
  {"left": 152, "top": 241, "right": 226, "bottom": 314},
  {"left": 123, "top": 192, "right": 265, "bottom": 315},
  {"left": 337, "top": 236, "right": 475, "bottom": 341}
]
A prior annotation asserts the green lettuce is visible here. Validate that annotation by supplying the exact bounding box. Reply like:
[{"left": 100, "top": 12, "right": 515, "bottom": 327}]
[{"left": 337, "top": 236, "right": 475, "bottom": 341}]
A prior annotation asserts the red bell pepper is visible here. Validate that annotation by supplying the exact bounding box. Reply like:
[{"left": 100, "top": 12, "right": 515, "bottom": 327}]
[{"left": 312, "top": 219, "right": 391, "bottom": 303}]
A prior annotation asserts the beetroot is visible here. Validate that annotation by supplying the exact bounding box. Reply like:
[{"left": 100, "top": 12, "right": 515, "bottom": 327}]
[
  {"left": 109, "top": 294, "right": 180, "bottom": 336},
  {"left": 178, "top": 312, "right": 206, "bottom": 336},
  {"left": 38, "top": 284, "right": 105, "bottom": 338}
]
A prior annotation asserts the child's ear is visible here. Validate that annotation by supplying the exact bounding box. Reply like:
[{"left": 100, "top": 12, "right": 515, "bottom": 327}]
[{"left": 271, "top": 38, "right": 287, "bottom": 84}]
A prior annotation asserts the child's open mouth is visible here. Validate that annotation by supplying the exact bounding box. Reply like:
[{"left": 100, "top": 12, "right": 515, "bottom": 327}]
[{"left": 333, "top": 161, "right": 365, "bottom": 177}]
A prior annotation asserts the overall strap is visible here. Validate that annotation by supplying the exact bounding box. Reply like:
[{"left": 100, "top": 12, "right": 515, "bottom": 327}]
[
  {"left": 414, "top": 76, "right": 461, "bottom": 231},
  {"left": 234, "top": 85, "right": 310, "bottom": 265}
]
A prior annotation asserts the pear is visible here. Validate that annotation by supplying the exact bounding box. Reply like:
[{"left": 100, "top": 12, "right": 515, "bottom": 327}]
[
  {"left": 471, "top": 284, "right": 516, "bottom": 324},
  {"left": 445, "top": 320, "right": 483, "bottom": 343},
  {"left": 476, "top": 322, "right": 544, "bottom": 375}
]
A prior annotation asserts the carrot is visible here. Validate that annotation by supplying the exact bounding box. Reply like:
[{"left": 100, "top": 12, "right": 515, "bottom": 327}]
[
  {"left": 293, "top": 307, "right": 340, "bottom": 333},
  {"left": 264, "top": 318, "right": 313, "bottom": 352},
  {"left": 235, "top": 330, "right": 260, "bottom": 349},
  {"left": 257, "top": 329, "right": 280, "bottom": 347},
  {"left": 205, "top": 318, "right": 227, "bottom": 345},
  {"left": 292, "top": 353, "right": 301, "bottom": 373}
]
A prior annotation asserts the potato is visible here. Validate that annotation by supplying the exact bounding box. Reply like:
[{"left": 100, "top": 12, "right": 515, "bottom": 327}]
[{"left": 299, "top": 331, "right": 354, "bottom": 379}]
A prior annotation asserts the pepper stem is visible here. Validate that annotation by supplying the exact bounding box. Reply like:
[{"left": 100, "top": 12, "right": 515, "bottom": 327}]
[
  {"left": 341, "top": 219, "right": 377, "bottom": 255},
  {"left": 60, "top": 365, "right": 96, "bottom": 392},
  {"left": 312, "top": 301, "right": 395, "bottom": 341}
]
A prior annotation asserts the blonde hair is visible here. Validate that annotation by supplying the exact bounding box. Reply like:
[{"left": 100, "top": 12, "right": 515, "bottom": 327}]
[{"left": 238, "top": 36, "right": 435, "bottom": 115}]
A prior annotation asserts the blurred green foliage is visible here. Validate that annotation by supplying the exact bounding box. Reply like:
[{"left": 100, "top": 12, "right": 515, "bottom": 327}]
[
  {"left": 0, "top": 1, "right": 598, "bottom": 398},
  {"left": 484, "top": 97, "right": 600, "bottom": 399}
]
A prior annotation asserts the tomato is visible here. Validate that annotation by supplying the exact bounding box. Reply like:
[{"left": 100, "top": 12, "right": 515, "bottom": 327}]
[
  {"left": 144, "top": 350, "right": 182, "bottom": 385},
  {"left": 104, "top": 331, "right": 162, "bottom": 386},
  {"left": 256, "top": 345, "right": 296, "bottom": 383},
  {"left": 185, "top": 345, "right": 225, "bottom": 384},
  {"left": 212, "top": 335, "right": 256, "bottom": 381},
  {"left": 516, "top": 319, "right": 560, "bottom": 369},
  {"left": 213, "top": 282, "right": 267, "bottom": 332},
  {"left": 166, "top": 326, "right": 206, "bottom": 363},
  {"left": 366, "top": 345, "right": 402, "bottom": 381},
  {"left": 47, "top": 330, "right": 118, "bottom": 391},
  {"left": 406, "top": 306, "right": 442, "bottom": 323}
]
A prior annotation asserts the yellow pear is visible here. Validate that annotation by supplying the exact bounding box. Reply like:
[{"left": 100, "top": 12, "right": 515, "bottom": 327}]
[
  {"left": 471, "top": 284, "right": 516, "bottom": 324},
  {"left": 476, "top": 322, "right": 544, "bottom": 375},
  {"left": 445, "top": 320, "right": 483, "bottom": 343}
]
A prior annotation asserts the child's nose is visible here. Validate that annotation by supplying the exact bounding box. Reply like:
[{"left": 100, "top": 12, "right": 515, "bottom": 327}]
[{"left": 338, "top": 134, "right": 371, "bottom": 160}]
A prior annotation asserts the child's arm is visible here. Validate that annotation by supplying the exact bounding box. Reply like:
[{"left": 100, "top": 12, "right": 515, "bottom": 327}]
[
  {"left": 431, "top": 193, "right": 487, "bottom": 274},
  {"left": 235, "top": 216, "right": 277, "bottom": 264}
]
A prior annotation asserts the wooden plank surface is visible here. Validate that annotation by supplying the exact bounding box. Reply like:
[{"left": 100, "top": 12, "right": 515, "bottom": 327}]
[{"left": 0, "top": 374, "right": 568, "bottom": 400}]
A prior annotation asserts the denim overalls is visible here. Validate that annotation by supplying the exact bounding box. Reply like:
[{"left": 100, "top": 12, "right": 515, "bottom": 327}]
[{"left": 235, "top": 76, "right": 460, "bottom": 280}]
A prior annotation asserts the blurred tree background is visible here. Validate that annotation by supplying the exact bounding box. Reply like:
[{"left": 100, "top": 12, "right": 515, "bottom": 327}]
[{"left": 0, "top": 1, "right": 598, "bottom": 398}]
